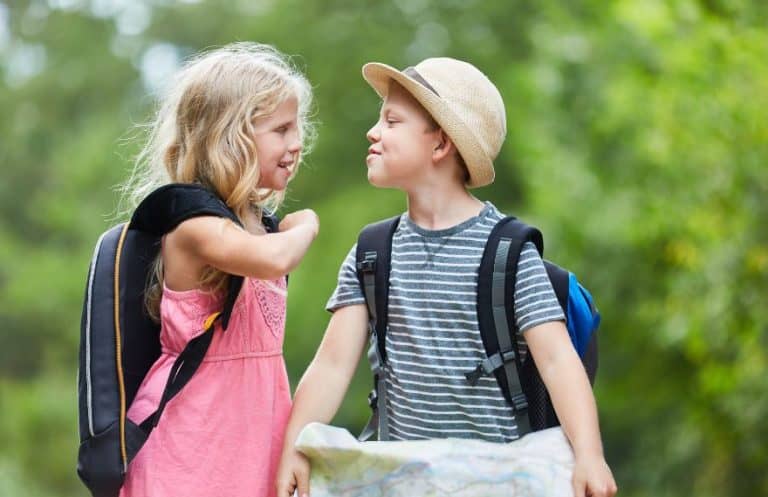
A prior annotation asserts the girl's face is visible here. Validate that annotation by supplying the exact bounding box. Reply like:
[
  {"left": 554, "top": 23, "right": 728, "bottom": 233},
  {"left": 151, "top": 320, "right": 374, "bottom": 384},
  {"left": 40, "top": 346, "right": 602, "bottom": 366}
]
[{"left": 252, "top": 96, "right": 301, "bottom": 191}]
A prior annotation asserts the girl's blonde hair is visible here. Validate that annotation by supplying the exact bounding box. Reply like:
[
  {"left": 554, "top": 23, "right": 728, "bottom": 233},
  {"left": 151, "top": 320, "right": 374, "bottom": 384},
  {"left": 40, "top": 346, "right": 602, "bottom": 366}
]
[{"left": 121, "top": 42, "right": 314, "bottom": 319}]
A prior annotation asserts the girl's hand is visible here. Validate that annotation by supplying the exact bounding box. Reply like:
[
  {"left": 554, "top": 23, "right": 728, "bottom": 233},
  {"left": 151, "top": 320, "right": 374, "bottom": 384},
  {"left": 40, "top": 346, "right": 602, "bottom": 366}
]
[
  {"left": 279, "top": 208, "right": 319, "bottom": 237},
  {"left": 275, "top": 448, "right": 311, "bottom": 497},
  {"left": 572, "top": 454, "right": 617, "bottom": 497}
]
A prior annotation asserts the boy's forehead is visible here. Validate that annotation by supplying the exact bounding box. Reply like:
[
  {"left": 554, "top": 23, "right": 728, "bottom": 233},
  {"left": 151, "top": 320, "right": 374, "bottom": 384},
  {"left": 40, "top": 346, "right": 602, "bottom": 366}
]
[{"left": 381, "top": 82, "right": 426, "bottom": 113}]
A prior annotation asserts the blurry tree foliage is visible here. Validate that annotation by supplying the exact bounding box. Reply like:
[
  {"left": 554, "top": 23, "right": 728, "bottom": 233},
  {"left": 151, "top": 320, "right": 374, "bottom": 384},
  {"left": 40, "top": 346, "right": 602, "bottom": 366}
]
[{"left": 0, "top": 1, "right": 766, "bottom": 495}]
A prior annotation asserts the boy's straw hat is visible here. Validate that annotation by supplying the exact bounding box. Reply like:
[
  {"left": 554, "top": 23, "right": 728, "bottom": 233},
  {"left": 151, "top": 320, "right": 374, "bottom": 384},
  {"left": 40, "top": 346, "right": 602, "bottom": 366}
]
[{"left": 362, "top": 57, "right": 506, "bottom": 188}]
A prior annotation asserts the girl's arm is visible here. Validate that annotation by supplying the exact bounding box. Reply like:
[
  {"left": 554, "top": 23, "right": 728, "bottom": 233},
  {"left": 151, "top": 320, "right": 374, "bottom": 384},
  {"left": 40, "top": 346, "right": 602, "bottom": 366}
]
[
  {"left": 276, "top": 303, "right": 369, "bottom": 497},
  {"left": 524, "top": 321, "right": 618, "bottom": 497},
  {"left": 168, "top": 209, "right": 318, "bottom": 281}
]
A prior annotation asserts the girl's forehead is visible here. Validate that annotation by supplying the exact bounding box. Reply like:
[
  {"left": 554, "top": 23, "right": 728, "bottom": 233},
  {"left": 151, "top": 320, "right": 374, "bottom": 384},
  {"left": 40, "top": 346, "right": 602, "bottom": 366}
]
[
  {"left": 265, "top": 96, "right": 298, "bottom": 117},
  {"left": 252, "top": 96, "right": 298, "bottom": 129},
  {"left": 276, "top": 95, "right": 299, "bottom": 112}
]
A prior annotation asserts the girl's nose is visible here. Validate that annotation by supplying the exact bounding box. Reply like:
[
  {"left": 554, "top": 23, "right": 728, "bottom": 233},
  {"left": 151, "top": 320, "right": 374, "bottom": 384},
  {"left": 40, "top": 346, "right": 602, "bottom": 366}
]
[{"left": 287, "top": 131, "right": 301, "bottom": 153}]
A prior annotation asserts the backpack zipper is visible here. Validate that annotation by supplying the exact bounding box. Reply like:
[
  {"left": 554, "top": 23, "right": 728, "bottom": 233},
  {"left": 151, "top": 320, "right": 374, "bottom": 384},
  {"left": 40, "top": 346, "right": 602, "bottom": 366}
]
[{"left": 113, "top": 223, "right": 130, "bottom": 472}]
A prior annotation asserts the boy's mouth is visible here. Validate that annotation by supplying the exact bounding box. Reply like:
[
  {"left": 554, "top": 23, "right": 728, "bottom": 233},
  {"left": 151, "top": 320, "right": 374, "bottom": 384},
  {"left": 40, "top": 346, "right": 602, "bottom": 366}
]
[{"left": 367, "top": 147, "right": 382, "bottom": 164}]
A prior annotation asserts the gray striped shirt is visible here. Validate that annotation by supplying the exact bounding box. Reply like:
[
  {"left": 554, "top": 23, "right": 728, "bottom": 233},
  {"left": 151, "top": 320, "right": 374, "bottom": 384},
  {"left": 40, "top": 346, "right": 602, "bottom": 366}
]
[{"left": 326, "top": 203, "right": 564, "bottom": 442}]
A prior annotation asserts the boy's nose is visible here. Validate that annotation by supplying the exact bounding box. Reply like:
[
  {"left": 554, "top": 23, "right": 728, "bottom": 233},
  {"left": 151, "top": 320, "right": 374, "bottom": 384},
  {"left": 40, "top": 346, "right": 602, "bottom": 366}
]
[{"left": 366, "top": 123, "right": 380, "bottom": 143}]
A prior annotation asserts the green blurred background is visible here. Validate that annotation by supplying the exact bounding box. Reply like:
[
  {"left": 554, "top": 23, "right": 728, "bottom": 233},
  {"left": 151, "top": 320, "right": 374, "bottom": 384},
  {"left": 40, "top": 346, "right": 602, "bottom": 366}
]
[{"left": 1, "top": 0, "right": 766, "bottom": 495}]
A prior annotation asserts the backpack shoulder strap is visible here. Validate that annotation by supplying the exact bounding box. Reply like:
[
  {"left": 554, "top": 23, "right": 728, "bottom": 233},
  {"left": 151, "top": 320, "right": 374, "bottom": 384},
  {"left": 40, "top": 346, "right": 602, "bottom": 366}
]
[
  {"left": 129, "top": 183, "right": 239, "bottom": 234},
  {"left": 472, "top": 216, "right": 543, "bottom": 437},
  {"left": 130, "top": 182, "right": 280, "bottom": 234},
  {"left": 354, "top": 215, "right": 400, "bottom": 442},
  {"left": 355, "top": 215, "right": 400, "bottom": 363}
]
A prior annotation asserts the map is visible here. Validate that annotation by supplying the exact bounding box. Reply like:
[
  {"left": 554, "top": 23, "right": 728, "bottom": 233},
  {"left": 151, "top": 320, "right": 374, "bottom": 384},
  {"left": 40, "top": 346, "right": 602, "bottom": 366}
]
[{"left": 295, "top": 423, "right": 575, "bottom": 497}]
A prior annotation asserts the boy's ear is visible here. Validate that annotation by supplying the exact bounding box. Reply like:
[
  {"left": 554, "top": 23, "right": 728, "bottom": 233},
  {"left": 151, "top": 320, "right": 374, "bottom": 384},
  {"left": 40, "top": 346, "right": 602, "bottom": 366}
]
[{"left": 432, "top": 129, "right": 456, "bottom": 162}]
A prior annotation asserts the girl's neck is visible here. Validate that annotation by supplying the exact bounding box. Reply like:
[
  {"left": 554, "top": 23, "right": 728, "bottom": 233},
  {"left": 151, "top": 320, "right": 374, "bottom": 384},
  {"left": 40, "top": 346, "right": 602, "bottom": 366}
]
[
  {"left": 405, "top": 183, "right": 485, "bottom": 230},
  {"left": 242, "top": 209, "right": 267, "bottom": 235}
]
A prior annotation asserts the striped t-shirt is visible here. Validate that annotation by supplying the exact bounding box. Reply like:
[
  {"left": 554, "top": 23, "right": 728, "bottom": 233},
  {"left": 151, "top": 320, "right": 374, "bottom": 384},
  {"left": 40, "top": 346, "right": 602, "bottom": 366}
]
[{"left": 326, "top": 202, "right": 564, "bottom": 443}]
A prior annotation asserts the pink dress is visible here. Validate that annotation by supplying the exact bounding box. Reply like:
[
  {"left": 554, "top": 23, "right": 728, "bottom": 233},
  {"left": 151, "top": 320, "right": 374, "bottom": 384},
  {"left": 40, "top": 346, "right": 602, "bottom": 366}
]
[{"left": 121, "top": 276, "right": 291, "bottom": 497}]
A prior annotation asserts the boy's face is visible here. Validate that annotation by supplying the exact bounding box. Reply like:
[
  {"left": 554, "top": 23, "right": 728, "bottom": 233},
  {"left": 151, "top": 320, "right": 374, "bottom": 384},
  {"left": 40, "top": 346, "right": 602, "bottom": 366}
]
[{"left": 365, "top": 82, "right": 440, "bottom": 189}]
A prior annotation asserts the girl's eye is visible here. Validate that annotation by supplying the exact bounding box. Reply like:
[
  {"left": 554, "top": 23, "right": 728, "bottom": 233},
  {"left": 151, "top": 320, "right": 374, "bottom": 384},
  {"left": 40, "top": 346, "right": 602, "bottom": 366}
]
[{"left": 275, "top": 125, "right": 289, "bottom": 134}]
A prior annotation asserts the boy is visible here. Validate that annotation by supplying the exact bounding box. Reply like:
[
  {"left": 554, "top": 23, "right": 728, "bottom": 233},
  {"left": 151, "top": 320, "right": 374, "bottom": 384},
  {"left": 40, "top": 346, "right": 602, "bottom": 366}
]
[{"left": 276, "top": 57, "right": 617, "bottom": 497}]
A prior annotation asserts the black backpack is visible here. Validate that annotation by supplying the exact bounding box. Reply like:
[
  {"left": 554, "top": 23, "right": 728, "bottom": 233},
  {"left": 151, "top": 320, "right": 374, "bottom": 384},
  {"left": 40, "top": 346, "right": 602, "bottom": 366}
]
[
  {"left": 355, "top": 215, "right": 600, "bottom": 441},
  {"left": 76, "top": 184, "right": 279, "bottom": 497}
]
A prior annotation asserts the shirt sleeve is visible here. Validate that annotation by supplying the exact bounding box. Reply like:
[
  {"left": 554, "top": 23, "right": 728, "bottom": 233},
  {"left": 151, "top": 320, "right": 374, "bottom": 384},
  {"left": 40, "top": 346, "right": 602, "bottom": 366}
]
[
  {"left": 326, "top": 243, "right": 366, "bottom": 312},
  {"left": 513, "top": 242, "right": 565, "bottom": 334}
]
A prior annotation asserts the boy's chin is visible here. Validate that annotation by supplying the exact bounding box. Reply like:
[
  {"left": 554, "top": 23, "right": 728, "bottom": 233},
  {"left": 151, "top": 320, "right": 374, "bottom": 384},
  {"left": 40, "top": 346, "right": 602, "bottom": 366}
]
[
  {"left": 367, "top": 168, "right": 400, "bottom": 189},
  {"left": 367, "top": 172, "right": 393, "bottom": 189}
]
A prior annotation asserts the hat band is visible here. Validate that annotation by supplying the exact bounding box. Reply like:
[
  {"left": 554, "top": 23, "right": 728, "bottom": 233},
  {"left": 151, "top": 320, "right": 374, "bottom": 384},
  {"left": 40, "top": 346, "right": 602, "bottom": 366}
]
[{"left": 403, "top": 67, "right": 440, "bottom": 97}]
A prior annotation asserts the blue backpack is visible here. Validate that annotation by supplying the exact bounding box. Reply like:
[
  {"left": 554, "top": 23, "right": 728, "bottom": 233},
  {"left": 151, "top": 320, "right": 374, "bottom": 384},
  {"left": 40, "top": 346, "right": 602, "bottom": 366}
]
[{"left": 355, "top": 215, "right": 600, "bottom": 440}]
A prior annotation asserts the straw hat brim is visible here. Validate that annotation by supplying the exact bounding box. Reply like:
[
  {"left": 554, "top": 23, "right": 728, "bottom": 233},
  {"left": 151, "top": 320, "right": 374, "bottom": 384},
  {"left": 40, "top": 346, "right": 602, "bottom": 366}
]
[{"left": 362, "top": 62, "right": 494, "bottom": 188}]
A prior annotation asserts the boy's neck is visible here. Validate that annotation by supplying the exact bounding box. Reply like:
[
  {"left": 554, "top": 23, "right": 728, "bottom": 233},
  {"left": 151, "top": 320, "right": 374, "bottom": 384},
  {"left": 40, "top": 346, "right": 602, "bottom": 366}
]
[{"left": 405, "top": 184, "right": 485, "bottom": 230}]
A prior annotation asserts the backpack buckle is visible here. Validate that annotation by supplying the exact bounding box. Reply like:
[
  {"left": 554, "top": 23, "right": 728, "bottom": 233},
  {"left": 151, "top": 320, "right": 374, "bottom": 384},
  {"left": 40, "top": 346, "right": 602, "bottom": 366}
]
[
  {"left": 367, "top": 389, "right": 378, "bottom": 408},
  {"left": 464, "top": 365, "right": 485, "bottom": 386},
  {"left": 357, "top": 252, "right": 377, "bottom": 273},
  {"left": 465, "top": 350, "right": 517, "bottom": 386}
]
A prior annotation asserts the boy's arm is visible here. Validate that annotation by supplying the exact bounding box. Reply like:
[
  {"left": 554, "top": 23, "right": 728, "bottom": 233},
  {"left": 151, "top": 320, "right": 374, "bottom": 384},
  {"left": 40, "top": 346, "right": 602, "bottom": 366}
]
[
  {"left": 524, "top": 321, "right": 617, "bottom": 497},
  {"left": 276, "top": 303, "right": 369, "bottom": 497}
]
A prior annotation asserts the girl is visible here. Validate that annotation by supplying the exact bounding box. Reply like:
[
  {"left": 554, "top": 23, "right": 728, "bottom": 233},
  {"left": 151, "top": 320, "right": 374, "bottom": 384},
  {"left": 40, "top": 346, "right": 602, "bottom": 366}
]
[{"left": 119, "top": 42, "right": 318, "bottom": 497}]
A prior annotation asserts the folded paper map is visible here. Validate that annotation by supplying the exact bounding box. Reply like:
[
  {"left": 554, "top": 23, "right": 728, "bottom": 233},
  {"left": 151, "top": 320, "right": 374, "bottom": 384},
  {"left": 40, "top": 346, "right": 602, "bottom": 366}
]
[{"left": 296, "top": 423, "right": 575, "bottom": 497}]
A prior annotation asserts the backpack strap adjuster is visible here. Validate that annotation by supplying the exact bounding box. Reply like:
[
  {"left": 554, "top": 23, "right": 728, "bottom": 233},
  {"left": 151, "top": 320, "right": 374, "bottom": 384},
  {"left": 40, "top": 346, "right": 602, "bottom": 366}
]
[
  {"left": 510, "top": 391, "right": 529, "bottom": 412},
  {"left": 464, "top": 349, "right": 517, "bottom": 386},
  {"left": 356, "top": 252, "right": 377, "bottom": 273}
]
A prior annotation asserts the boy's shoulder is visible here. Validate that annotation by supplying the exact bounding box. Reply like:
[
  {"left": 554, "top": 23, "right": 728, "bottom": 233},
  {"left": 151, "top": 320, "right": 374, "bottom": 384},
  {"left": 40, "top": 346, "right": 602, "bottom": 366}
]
[{"left": 349, "top": 202, "right": 507, "bottom": 262}]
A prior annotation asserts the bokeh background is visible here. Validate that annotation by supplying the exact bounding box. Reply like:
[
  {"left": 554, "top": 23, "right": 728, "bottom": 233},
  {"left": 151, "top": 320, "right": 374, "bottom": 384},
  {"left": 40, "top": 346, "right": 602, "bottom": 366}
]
[{"left": 1, "top": 0, "right": 766, "bottom": 496}]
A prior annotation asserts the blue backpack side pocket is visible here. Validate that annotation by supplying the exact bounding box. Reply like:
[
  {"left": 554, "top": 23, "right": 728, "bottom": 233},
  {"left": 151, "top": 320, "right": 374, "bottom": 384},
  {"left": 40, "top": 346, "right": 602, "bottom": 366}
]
[{"left": 566, "top": 273, "right": 601, "bottom": 358}]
